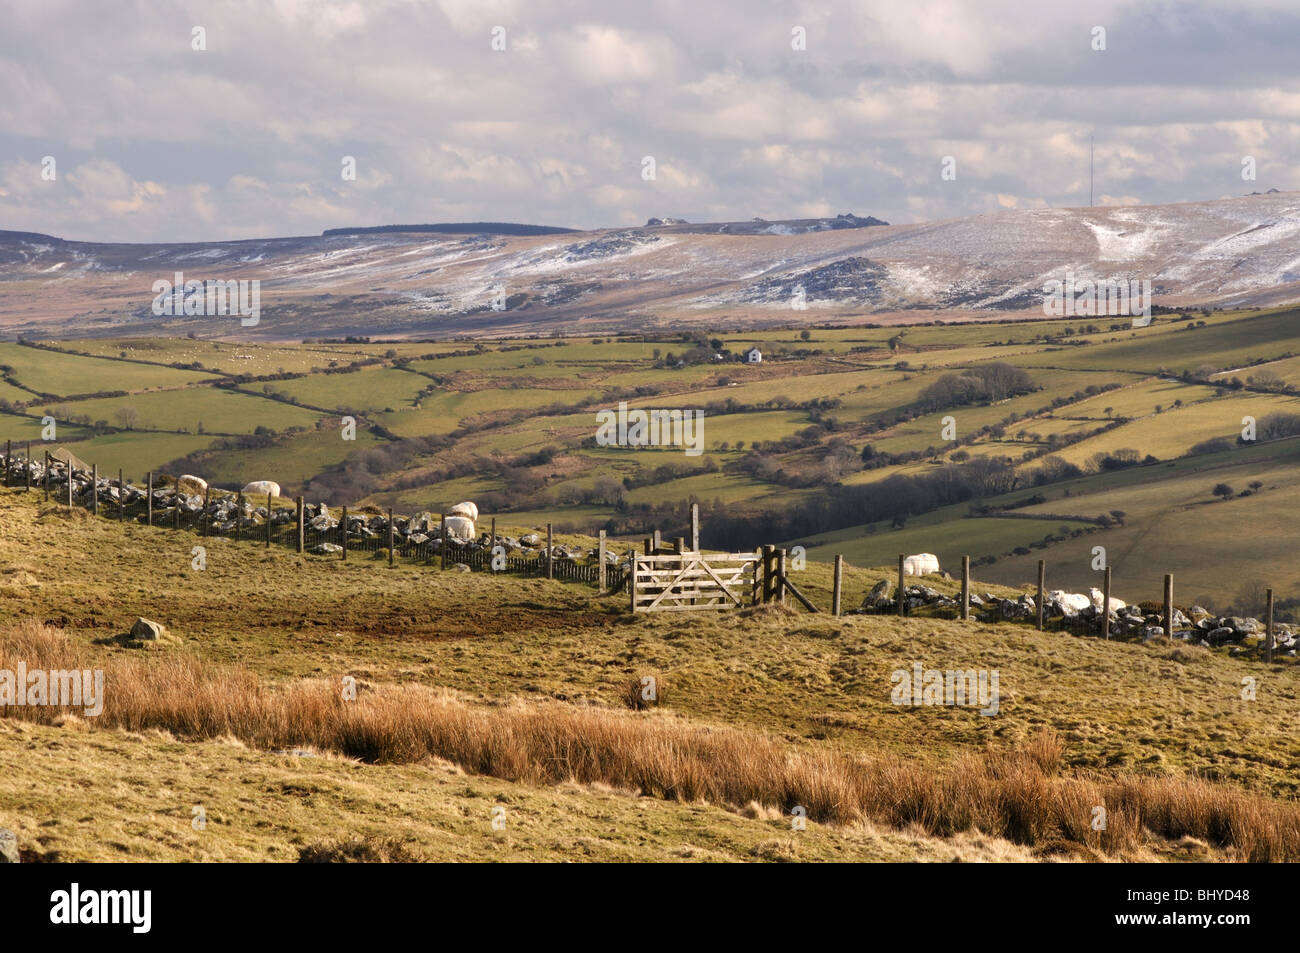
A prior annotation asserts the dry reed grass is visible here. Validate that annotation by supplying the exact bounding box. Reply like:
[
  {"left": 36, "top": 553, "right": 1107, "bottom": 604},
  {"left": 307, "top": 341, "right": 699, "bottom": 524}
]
[{"left": 4, "top": 619, "right": 1297, "bottom": 860}]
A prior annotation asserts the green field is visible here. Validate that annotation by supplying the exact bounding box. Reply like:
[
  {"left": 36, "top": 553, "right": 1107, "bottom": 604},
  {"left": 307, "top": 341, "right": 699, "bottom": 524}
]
[
  {"left": 1, "top": 306, "right": 1298, "bottom": 606},
  {"left": 0, "top": 343, "right": 215, "bottom": 396},
  {"left": 42, "top": 387, "right": 323, "bottom": 436}
]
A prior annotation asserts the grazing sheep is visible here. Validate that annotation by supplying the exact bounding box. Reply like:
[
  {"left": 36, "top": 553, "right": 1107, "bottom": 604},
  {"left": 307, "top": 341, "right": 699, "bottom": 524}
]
[
  {"left": 176, "top": 474, "right": 208, "bottom": 496},
  {"left": 241, "top": 480, "right": 281, "bottom": 498},
  {"left": 1089, "top": 587, "right": 1126, "bottom": 611},
  {"left": 903, "top": 553, "right": 940, "bottom": 576},
  {"left": 448, "top": 501, "right": 479, "bottom": 521},
  {"left": 1049, "top": 590, "right": 1093, "bottom": 613},
  {"left": 443, "top": 515, "right": 476, "bottom": 542}
]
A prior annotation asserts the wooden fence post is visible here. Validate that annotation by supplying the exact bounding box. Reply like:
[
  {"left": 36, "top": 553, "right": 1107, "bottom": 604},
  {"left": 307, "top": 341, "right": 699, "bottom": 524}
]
[
  {"left": 1036, "top": 559, "right": 1045, "bottom": 631},
  {"left": 234, "top": 492, "right": 242, "bottom": 541},
  {"left": 1163, "top": 574, "right": 1174, "bottom": 640},
  {"left": 146, "top": 472, "right": 153, "bottom": 526},
  {"left": 173, "top": 485, "right": 180, "bottom": 530},
  {"left": 118, "top": 469, "right": 125, "bottom": 522},
  {"left": 750, "top": 548, "right": 762, "bottom": 606},
  {"left": 388, "top": 508, "right": 395, "bottom": 565},
  {"left": 91, "top": 464, "right": 98, "bottom": 516},
  {"left": 652, "top": 528, "right": 661, "bottom": 552},
  {"left": 832, "top": 554, "right": 843, "bottom": 617},
  {"left": 266, "top": 492, "right": 273, "bottom": 548},
  {"left": 777, "top": 549, "right": 788, "bottom": 607},
  {"left": 296, "top": 497, "right": 304, "bottom": 553},
  {"left": 546, "top": 523, "right": 554, "bottom": 580},
  {"left": 489, "top": 517, "right": 496, "bottom": 556},
  {"left": 1101, "top": 566, "right": 1112, "bottom": 639},
  {"left": 897, "top": 554, "right": 906, "bottom": 617},
  {"left": 690, "top": 502, "right": 700, "bottom": 552},
  {"left": 439, "top": 514, "right": 447, "bottom": 570},
  {"left": 341, "top": 505, "right": 348, "bottom": 560},
  {"left": 961, "top": 555, "right": 971, "bottom": 622},
  {"left": 43, "top": 451, "right": 50, "bottom": 501},
  {"left": 202, "top": 486, "right": 210, "bottom": 537},
  {"left": 1265, "top": 588, "right": 1275, "bottom": 664},
  {"left": 4, "top": 440, "right": 9, "bottom": 487},
  {"left": 629, "top": 549, "right": 638, "bottom": 612},
  {"left": 24, "top": 442, "right": 30, "bottom": 491},
  {"left": 598, "top": 530, "right": 607, "bottom": 594},
  {"left": 760, "top": 545, "right": 774, "bottom": 603},
  {"left": 67, "top": 462, "right": 74, "bottom": 508}
]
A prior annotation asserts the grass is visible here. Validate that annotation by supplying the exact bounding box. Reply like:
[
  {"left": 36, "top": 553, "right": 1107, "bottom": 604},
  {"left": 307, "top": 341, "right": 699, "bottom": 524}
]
[
  {"left": 801, "top": 516, "right": 1097, "bottom": 569},
  {"left": 0, "top": 719, "right": 1054, "bottom": 862},
  {"left": 273, "top": 367, "right": 430, "bottom": 413},
  {"left": 0, "top": 343, "right": 215, "bottom": 397},
  {"left": 8, "top": 305, "right": 1300, "bottom": 612},
  {"left": 5, "top": 618, "right": 1296, "bottom": 861},
  {"left": 1, "top": 482, "right": 1298, "bottom": 861},
  {"left": 42, "top": 387, "right": 325, "bottom": 436}
]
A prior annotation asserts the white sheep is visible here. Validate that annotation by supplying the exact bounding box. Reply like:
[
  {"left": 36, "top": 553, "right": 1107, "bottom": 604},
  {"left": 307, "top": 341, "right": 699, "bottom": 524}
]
[
  {"left": 448, "top": 501, "right": 479, "bottom": 521},
  {"left": 241, "top": 480, "right": 281, "bottom": 498},
  {"left": 1049, "top": 590, "right": 1093, "bottom": 613},
  {"left": 443, "top": 515, "right": 476, "bottom": 542},
  {"left": 903, "top": 553, "right": 940, "bottom": 576},
  {"left": 176, "top": 474, "right": 208, "bottom": 496},
  {"left": 1089, "top": 588, "right": 1127, "bottom": 611}
]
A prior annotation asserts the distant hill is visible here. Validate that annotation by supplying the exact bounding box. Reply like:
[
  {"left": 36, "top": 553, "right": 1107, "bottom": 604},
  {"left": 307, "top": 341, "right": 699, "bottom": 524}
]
[
  {"left": 322, "top": 222, "right": 580, "bottom": 237},
  {"left": 0, "top": 229, "right": 65, "bottom": 244},
  {"left": 3, "top": 194, "right": 1300, "bottom": 340}
]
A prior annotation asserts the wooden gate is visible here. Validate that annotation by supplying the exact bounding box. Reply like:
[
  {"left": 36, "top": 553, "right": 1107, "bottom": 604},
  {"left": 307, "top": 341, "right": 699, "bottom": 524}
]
[{"left": 630, "top": 551, "right": 759, "bottom": 612}]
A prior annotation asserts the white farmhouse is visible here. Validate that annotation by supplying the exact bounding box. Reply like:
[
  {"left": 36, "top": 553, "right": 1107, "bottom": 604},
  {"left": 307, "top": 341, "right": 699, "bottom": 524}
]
[{"left": 745, "top": 346, "right": 763, "bottom": 364}]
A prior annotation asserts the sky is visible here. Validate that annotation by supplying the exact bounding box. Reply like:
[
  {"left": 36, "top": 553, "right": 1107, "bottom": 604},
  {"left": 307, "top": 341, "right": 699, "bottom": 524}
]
[{"left": 1, "top": 0, "right": 1298, "bottom": 242}]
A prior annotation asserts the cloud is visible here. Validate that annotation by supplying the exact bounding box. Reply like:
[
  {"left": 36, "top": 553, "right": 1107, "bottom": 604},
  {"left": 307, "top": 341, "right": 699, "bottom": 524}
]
[{"left": 0, "top": 0, "right": 1297, "bottom": 240}]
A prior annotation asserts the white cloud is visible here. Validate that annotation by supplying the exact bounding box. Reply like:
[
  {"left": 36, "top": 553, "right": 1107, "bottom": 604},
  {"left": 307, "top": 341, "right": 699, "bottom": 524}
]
[{"left": 0, "top": 0, "right": 1297, "bottom": 240}]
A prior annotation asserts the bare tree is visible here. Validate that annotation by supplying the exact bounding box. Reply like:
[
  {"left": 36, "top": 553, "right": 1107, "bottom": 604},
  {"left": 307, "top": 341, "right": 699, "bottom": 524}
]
[{"left": 114, "top": 406, "right": 140, "bottom": 430}]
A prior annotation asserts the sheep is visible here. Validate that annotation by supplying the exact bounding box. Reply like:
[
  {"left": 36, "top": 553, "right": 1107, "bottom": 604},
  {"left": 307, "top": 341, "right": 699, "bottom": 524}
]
[
  {"left": 903, "top": 553, "right": 940, "bottom": 576},
  {"left": 176, "top": 474, "right": 208, "bottom": 496},
  {"left": 1089, "top": 588, "right": 1127, "bottom": 611},
  {"left": 448, "top": 501, "right": 479, "bottom": 521},
  {"left": 443, "top": 515, "right": 476, "bottom": 542},
  {"left": 1049, "top": 590, "right": 1092, "bottom": 613},
  {"left": 241, "top": 480, "right": 281, "bottom": 498}
]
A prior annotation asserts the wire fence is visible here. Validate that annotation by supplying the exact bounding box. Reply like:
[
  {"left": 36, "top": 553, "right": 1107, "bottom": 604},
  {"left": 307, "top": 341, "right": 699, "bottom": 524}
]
[{"left": 0, "top": 446, "right": 632, "bottom": 595}]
